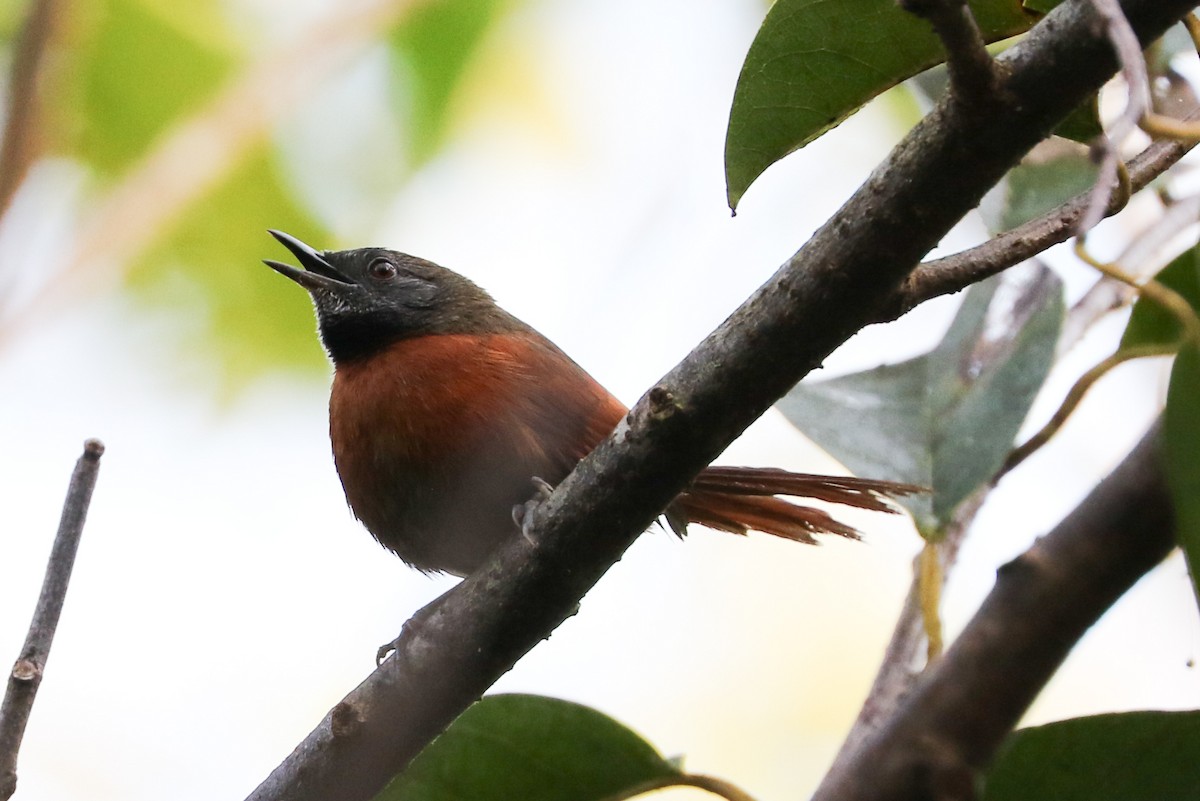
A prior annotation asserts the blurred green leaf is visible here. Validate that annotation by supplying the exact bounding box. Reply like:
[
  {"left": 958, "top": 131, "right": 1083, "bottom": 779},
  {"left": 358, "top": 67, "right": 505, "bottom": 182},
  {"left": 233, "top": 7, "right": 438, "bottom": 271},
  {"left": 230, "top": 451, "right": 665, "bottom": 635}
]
[
  {"left": 1052, "top": 95, "right": 1102, "bottom": 143},
  {"left": 981, "top": 146, "right": 1098, "bottom": 234},
  {"left": 725, "top": 0, "right": 1038, "bottom": 210},
  {"left": 0, "top": 0, "right": 32, "bottom": 42},
  {"left": 128, "top": 149, "right": 331, "bottom": 384},
  {"left": 56, "top": 0, "right": 236, "bottom": 174},
  {"left": 983, "top": 711, "right": 1200, "bottom": 801},
  {"left": 390, "top": 0, "right": 508, "bottom": 165},
  {"left": 1166, "top": 343, "right": 1200, "bottom": 612},
  {"left": 777, "top": 266, "right": 1063, "bottom": 534},
  {"left": 376, "top": 694, "right": 679, "bottom": 801},
  {"left": 1122, "top": 244, "right": 1200, "bottom": 348}
]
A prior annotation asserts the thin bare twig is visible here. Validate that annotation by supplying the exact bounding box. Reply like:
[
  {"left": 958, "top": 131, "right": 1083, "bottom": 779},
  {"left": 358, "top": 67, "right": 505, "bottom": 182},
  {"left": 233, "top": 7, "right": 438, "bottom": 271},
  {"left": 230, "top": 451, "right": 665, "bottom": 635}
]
[
  {"left": 881, "top": 131, "right": 1195, "bottom": 322},
  {"left": 1078, "top": 0, "right": 1154, "bottom": 235},
  {"left": 0, "top": 439, "right": 104, "bottom": 801}
]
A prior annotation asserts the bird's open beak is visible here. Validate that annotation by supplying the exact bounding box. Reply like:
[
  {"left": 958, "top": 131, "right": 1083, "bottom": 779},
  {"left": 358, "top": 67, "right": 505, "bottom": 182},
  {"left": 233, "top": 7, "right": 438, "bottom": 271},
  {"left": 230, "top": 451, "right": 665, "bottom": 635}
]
[{"left": 264, "top": 230, "right": 352, "bottom": 292}]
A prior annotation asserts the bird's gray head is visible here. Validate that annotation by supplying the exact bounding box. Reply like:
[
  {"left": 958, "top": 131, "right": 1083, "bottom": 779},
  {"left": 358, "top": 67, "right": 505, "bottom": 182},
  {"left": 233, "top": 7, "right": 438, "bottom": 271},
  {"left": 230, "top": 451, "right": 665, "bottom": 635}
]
[{"left": 264, "top": 230, "right": 523, "bottom": 364}]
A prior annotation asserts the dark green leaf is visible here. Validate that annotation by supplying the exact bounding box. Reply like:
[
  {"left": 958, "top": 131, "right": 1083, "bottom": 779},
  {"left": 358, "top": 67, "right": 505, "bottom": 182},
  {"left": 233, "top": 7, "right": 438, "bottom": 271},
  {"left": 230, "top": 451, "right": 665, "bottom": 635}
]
[
  {"left": 375, "top": 694, "right": 679, "bottom": 801},
  {"left": 984, "top": 711, "right": 1200, "bottom": 801},
  {"left": 1052, "top": 95, "right": 1102, "bottom": 143},
  {"left": 982, "top": 146, "right": 1098, "bottom": 234},
  {"left": 55, "top": 0, "right": 236, "bottom": 174},
  {"left": 1166, "top": 343, "right": 1200, "bottom": 612},
  {"left": 389, "top": 0, "right": 508, "bottom": 165},
  {"left": 725, "top": 0, "right": 1038, "bottom": 210},
  {"left": 1122, "top": 244, "right": 1200, "bottom": 348},
  {"left": 127, "top": 149, "right": 331, "bottom": 386},
  {"left": 777, "top": 266, "right": 1063, "bottom": 533}
]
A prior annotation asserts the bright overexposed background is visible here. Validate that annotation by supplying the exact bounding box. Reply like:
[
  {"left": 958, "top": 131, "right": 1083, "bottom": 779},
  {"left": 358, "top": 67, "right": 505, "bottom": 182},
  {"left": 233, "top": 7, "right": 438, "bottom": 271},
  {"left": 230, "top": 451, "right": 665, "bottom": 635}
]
[{"left": 1, "top": 1, "right": 1197, "bottom": 799}]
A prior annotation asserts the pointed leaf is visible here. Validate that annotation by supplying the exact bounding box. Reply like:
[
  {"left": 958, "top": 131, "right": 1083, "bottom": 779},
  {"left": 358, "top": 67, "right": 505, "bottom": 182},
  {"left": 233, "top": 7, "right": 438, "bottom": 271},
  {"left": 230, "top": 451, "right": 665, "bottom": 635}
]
[
  {"left": 725, "top": 0, "right": 1038, "bottom": 209},
  {"left": 777, "top": 265, "right": 1063, "bottom": 533},
  {"left": 1166, "top": 343, "right": 1200, "bottom": 612},
  {"left": 375, "top": 694, "right": 679, "bottom": 801},
  {"left": 1052, "top": 95, "right": 1102, "bottom": 143},
  {"left": 983, "top": 711, "right": 1200, "bottom": 801}
]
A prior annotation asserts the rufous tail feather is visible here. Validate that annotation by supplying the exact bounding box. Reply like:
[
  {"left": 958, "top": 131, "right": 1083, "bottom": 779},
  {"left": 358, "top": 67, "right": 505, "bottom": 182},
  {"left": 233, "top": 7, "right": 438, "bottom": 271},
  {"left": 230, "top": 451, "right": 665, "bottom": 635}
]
[{"left": 675, "top": 466, "right": 922, "bottom": 544}]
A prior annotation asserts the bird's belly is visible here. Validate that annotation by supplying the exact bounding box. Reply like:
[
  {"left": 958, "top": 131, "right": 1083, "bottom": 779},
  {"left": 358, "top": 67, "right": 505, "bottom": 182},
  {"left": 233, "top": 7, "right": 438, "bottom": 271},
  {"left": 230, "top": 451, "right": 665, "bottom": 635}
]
[
  {"left": 333, "top": 432, "right": 538, "bottom": 576},
  {"left": 328, "top": 350, "right": 558, "bottom": 575}
]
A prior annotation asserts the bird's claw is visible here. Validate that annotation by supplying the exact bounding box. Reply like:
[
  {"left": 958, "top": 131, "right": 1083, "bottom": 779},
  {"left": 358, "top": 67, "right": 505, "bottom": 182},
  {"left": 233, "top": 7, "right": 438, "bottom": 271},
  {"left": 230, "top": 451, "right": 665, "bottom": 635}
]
[
  {"left": 375, "top": 591, "right": 446, "bottom": 666},
  {"left": 376, "top": 638, "right": 399, "bottom": 666},
  {"left": 512, "top": 476, "right": 555, "bottom": 544}
]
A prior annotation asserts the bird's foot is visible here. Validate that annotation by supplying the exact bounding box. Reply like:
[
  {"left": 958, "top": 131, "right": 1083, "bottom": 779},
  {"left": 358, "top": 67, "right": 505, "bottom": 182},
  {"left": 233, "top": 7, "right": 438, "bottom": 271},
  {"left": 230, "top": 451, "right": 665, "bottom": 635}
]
[
  {"left": 512, "top": 476, "right": 555, "bottom": 545},
  {"left": 375, "top": 586, "right": 454, "bottom": 666}
]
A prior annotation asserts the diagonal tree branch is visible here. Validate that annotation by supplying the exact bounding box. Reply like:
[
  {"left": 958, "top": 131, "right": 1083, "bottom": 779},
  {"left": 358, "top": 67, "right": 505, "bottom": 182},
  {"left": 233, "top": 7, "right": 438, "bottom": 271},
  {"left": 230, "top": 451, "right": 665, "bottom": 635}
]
[
  {"left": 245, "top": 1, "right": 1196, "bottom": 799},
  {"left": 0, "top": 439, "right": 104, "bottom": 801},
  {"left": 812, "top": 421, "right": 1174, "bottom": 801}
]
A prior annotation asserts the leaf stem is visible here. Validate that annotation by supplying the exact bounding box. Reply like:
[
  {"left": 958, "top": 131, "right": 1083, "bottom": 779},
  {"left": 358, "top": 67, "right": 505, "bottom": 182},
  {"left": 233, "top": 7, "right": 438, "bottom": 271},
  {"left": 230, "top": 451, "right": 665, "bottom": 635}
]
[
  {"left": 997, "top": 344, "right": 1175, "bottom": 480},
  {"left": 604, "top": 773, "right": 759, "bottom": 801}
]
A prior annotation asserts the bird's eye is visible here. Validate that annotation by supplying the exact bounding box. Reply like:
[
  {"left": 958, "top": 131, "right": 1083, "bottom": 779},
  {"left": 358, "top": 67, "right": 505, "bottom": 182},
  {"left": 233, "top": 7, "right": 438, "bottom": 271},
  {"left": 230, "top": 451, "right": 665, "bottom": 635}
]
[{"left": 368, "top": 258, "right": 398, "bottom": 280}]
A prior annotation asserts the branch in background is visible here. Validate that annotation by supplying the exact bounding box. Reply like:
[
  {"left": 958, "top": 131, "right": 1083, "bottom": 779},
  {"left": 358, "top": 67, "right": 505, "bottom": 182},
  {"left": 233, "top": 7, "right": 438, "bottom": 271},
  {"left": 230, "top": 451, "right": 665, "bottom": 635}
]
[
  {"left": 900, "top": 0, "right": 998, "bottom": 102},
  {"left": 1079, "top": 0, "right": 1154, "bottom": 236},
  {"left": 882, "top": 132, "right": 1196, "bottom": 323},
  {"left": 0, "top": 439, "right": 104, "bottom": 801},
  {"left": 819, "top": 485, "right": 987, "bottom": 786},
  {"left": 821, "top": 256, "right": 1067, "bottom": 776},
  {"left": 812, "top": 422, "right": 1174, "bottom": 801},
  {"left": 0, "top": 0, "right": 428, "bottom": 350},
  {"left": 244, "top": 2, "right": 1196, "bottom": 799},
  {"left": 0, "top": 0, "right": 60, "bottom": 222}
]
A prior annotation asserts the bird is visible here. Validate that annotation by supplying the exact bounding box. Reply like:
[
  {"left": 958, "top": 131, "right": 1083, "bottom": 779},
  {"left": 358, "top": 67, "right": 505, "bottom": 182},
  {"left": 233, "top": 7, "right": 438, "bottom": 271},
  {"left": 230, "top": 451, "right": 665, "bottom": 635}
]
[{"left": 264, "top": 230, "right": 920, "bottom": 577}]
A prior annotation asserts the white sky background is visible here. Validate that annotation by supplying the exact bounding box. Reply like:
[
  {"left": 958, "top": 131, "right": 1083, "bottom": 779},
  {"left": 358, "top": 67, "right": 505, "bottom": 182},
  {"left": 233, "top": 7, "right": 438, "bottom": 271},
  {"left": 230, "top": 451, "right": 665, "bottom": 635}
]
[{"left": 2, "top": 0, "right": 1199, "bottom": 799}]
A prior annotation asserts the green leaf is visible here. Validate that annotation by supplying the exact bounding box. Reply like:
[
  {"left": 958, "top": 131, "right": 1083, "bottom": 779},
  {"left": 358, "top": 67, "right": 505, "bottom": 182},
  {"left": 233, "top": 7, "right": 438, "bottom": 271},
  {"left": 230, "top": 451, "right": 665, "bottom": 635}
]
[
  {"left": 981, "top": 145, "right": 1098, "bottom": 234},
  {"left": 55, "top": 0, "right": 236, "bottom": 175},
  {"left": 127, "top": 149, "right": 331, "bottom": 386},
  {"left": 1166, "top": 343, "right": 1200, "bottom": 612},
  {"left": 724, "top": 0, "right": 1038, "bottom": 210},
  {"left": 776, "top": 266, "right": 1063, "bottom": 533},
  {"left": 1122, "top": 244, "right": 1200, "bottom": 348},
  {"left": 1053, "top": 95, "right": 1102, "bottom": 143},
  {"left": 983, "top": 711, "right": 1200, "bottom": 801},
  {"left": 0, "top": 0, "right": 32, "bottom": 42},
  {"left": 389, "top": 0, "right": 508, "bottom": 165},
  {"left": 376, "top": 694, "right": 679, "bottom": 801}
]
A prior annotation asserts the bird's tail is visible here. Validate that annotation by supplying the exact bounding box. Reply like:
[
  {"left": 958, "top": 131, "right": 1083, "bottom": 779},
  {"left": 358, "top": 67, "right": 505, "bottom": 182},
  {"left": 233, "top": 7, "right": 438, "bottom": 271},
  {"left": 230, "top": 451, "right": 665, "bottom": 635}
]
[{"left": 673, "top": 466, "right": 922, "bottom": 544}]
